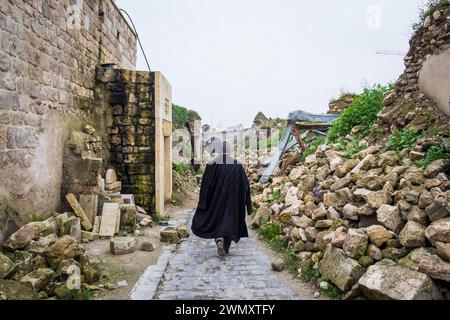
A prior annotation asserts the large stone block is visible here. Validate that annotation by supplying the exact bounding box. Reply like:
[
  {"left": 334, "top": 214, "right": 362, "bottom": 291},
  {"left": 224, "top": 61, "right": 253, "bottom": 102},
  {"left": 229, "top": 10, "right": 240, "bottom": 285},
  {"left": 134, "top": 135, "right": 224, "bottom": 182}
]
[
  {"left": 99, "top": 203, "right": 120, "bottom": 237},
  {"left": 0, "top": 252, "right": 17, "bottom": 279},
  {"left": 425, "top": 217, "right": 450, "bottom": 244},
  {"left": 65, "top": 194, "right": 93, "bottom": 231},
  {"left": 358, "top": 259, "right": 442, "bottom": 300},
  {"left": 110, "top": 237, "right": 136, "bottom": 255},
  {"left": 319, "top": 244, "right": 365, "bottom": 292},
  {"left": 79, "top": 195, "right": 98, "bottom": 225},
  {"left": 6, "top": 126, "right": 37, "bottom": 149}
]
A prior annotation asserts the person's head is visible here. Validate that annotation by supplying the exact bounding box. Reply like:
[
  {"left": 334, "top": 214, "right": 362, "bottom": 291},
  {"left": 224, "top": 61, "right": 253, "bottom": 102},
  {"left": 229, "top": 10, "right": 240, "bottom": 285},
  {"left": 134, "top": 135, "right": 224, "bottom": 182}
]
[{"left": 207, "top": 140, "right": 230, "bottom": 156}]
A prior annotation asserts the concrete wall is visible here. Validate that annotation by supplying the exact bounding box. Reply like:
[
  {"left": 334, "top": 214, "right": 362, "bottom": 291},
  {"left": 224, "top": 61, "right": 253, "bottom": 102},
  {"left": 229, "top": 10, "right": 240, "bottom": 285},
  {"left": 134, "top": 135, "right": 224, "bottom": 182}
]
[
  {"left": 419, "top": 46, "right": 450, "bottom": 117},
  {"left": 0, "top": 0, "right": 137, "bottom": 241}
]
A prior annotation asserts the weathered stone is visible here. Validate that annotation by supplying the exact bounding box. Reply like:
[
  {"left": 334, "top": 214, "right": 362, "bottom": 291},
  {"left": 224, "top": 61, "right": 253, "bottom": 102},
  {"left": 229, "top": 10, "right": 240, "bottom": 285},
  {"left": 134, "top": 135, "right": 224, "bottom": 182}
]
[
  {"left": 99, "top": 203, "right": 120, "bottom": 237},
  {"left": 66, "top": 217, "right": 81, "bottom": 242},
  {"left": 365, "top": 225, "right": 392, "bottom": 247},
  {"left": 398, "top": 247, "right": 435, "bottom": 271},
  {"left": 292, "top": 215, "right": 314, "bottom": 229},
  {"left": 382, "top": 247, "right": 408, "bottom": 261},
  {"left": 366, "top": 244, "right": 383, "bottom": 261},
  {"left": 315, "top": 231, "right": 333, "bottom": 251},
  {"left": 0, "top": 252, "right": 17, "bottom": 279},
  {"left": 418, "top": 191, "right": 434, "bottom": 210},
  {"left": 358, "top": 259, "right": 442, "bottom": 300},
  {"left": 359, "top": 256, "right": 374, "bottom": 268},
  {"left": 365, "top": 191, "right": 392, "bottom": 209},
  {"left": 92, "top": 216, "right": 102, "bottom": 234},
  {"left": 300, "top": 175, "right": 316, "bottom": 192},
  {"left": 139, "top": 217, "right": 153, "bottom": 227},
  {"left": 425, "top": 217, "right": 450, "bottom": 244},
  {"left": 343, "top": 229, "right": 368, "bottom": 260},
  {"left": 399, "top": 221, "right": 426, "bottom": 248},
  {"left": 271, "top": 259, "right": 285, "bottom": 272},
  {"left": 81, "top": 231, "right": 99, "bottom": 242},
  {"left": 424, "top": 160, "right": 449, "bottom": 178},
  {"left": 110, "top": 237, "right": 136, "bottom": 255},
  {"left": 79, "top": 195, "right": 98, "bottom": 225},
  {"left": 327, "top": 206, "right": 341, "bottom": 220},
  {"left": 252, "top": 205, "right": 271, "bottom": 228},
  {"left": 418, "top": 254, "right": 450, "bottom": 282},
  {"left": 435, "top": 242, "right": 450, "bottom": 262},
  {"left": 160, "top": 227, "right": 180, "bottom": 243},
  {"left": 140, "top": 239, "right": 154, "bottom": 252},
  {"left": 105, "top": 168, "right": 118, "bottom": 184},
  {"left": 305, "top": 227, "right": 318, "bottom": 242},
  {"left": 404, "top": 206, "right": 428, "bottom": 225},
  {"left": 289, "top": 166, "right": 309, "bottom": 183},
  {"left": 351, "top": 154, "right": 375, "bottom": 174},
  {"left": 2, "top": 224, "right": 40, "bottom": 251},
  {"left": 280, "top": 203, "right": 300, "bottom": 217},
  {"left": 330, "top": 177, "right": 351, "bottom": 192},
  {"left": 176, "top": 224, "right": 189, "bottom": 239},
  {"left": 425, "top": 196, "right": 449, "bottom": 222},
  {"left": 119, "top": 204, "right": 137, "bottom": 232},
  {"left": 20, "top": 268, "right": 54, "bottom": 292},
  {"left": 342, "top": 204, "right": 359, "bottom": 221},
  {"left": 284, "top": 186, "right": 299, "bottom": 206},
  {"left": 0, "top": 280, "right": 40, "bottom": 300},
  {"left": 65, "top": 194, "right": 93, "bottom": 231},
  {"left": 44, "top": 236, "right": 85, "bottom": 268},
  {"left": 377, "top": 205, "right": 403, "bottom": 233},
  {"left": 319, "top": 245, "right": 365, "bottom": 292},
  {"left": 312, "top": 204, "right": 327, "bottom": 220},
  {"left": 315, "top": 219, "right": 333, "bottom": 229},
  {"left": 331, "top": 231, "right": 347, "bottom": 248}
]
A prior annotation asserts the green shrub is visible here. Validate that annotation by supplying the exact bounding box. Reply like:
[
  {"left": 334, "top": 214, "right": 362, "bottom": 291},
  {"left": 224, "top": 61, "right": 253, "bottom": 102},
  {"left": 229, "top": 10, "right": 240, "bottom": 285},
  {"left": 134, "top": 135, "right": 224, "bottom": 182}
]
[
  {"left": 257, "top": 223, "right": 281, "bottom": 241},
  {"left": 413, "top": 0, "right": 450, "bottom": 31},
  {"left": 271, "top": 189, "right": 281, "bottom": 203},
  {"left": 152, "top": 212, "right": 170, "bottom": 223},
  {"left": 414, "top": 145, "right": 450, "bottom": 168},
  {"left": 387, "top": 128, "right": 422, "bottom": 151},
  {"left": 302, "top": 137, "right": 325, "bottom": 161},
  {"left": 328, "top": 84, "right": 393, "bottom": 142},
  {"left": 172, "top": 104, "right": 201, "bottom": 130}
]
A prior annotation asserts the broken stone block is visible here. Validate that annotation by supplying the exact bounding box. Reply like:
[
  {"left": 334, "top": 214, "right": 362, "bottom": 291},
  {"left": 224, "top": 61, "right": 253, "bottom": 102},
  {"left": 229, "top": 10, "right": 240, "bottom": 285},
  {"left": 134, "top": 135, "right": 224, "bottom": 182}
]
[
  {"left": 365, "top": 225, "right": 392, "bottom": 247},
  {"left": 425, "top": 217, "right": 450, "bottom": 245},
  {"left": 343, "top": 229, "right": 369, "bottom": 260},
  {"left": 342, "top": 203, "right": 359, "bottom": 221},
  {"left": 99, "top": 203, "right": 120, "bottom": 237},
  {"left": 92, "top": 216, "right": 101, "bottom": 234},
  {"left": 319, "top": 244, "right": 365, "bottom": 292},
  {"left": 105, "top": 181, "right": 122, "bottom": 192},
  {"left": 366, "top": 244, "right": 383, "bottom": 261},
  {"left": 20, "top": 268, "right": 54, "bottom": 292},
  {"left": 105, "top": 168, "right": 118, "bottom": 185},
  {"left": 418, "top": 253, "right": 450, "bottom": 282},
  {"left": 110, "top": 237, "right": 136, "bottom": 255},
  {"left": 0, "top": 279, "right": 40, "bottom": 300},
  {"left": 44, "top": 236, "right": 85, "bottom": 269},
  {"left": 271, "top": 259, "right": 285, "bottom": 272},
  {"left": 0, "top": 252, "right": 17, "bottom": 279},
  {"left": 81, "top": 231, "right": 99, "bottom": 242},
  {"left": 399, "top": 221, "right": 426, "bottom": 248},
  {"left": 138, "top": 217, "right": 153, "bottom": 227},
  {"left": 365, "top": 191, "right": 392, "bottom": 209},
  {"left": 435, "top": 242, "right": 450, "bottom": 262},
  {"left": 119, "top": 204, "right": 137, "bottom": 232},
  {"left": 65, "top": 194, "right": 93, "bottom": 231},
  {"left": 398, "top": 247, "right": 435, "bottom": 271},
  {"left": 425, "top": 196, "right": 449, "bottom": 222},
  {"left": 37, "top": 234, "right": 58, "bottom": 246},
  {"left": 2, "top": 224, "right": 40, "bottom": 251},
  {"left": 65, "top": 217, "right": 81, "bottom": 242},
  {"left": 424, "top": 159, "right": 450, "bottom": 178},
  {"left": 176, "top": 224, "right": 189, "bottom": 239},
  {"left": 252, "top": 205, "right": 271, "bottom": 228},
  {"left": 79, "top": 195, "right": 98, "bottom": 225},
  {"left": 377, "top": 204, "right": 403, "bottom": 233},
  {"left": 160, "top": 227, "right": 180, "bottom": 243},
  {"left": 140, "top": 239, "right": 154, "bottom": 252},
  {"left": 358, "top": 259, "right": 442, "bottom": 300}
]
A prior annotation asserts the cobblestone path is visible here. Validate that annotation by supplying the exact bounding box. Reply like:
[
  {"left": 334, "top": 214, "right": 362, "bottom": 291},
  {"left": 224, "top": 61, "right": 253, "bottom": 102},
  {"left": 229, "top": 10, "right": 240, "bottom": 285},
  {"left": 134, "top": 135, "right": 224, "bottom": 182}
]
[{"left": 131, "top": 210, "right": 300, "bottom": 300}]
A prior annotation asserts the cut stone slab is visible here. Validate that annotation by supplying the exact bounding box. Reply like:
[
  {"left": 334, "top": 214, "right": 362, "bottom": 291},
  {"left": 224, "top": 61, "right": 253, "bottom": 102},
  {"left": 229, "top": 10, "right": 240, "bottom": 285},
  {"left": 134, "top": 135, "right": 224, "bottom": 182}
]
[
  {"left": 65, "top": 193, "right": 93, "bottom": 231},
  {"left": 92, "top": 216, "right": 102, "bottom": 234},
  {"left": 79, "top": 195, "right": 98, "bottom": 225},
  {"left": 358, "top": 259, "right": 442, "bottom": 300},
  {"left": 99, "top": 203, "right": 120, "bottom": 237},
  {"left": 105, "top": 168, "right": 117, "bottom": 184},
  {"left": 319, "top": 244, "right": 365, "bottom": 292},
  {"left": 81, "top": 231, "right": 99, "bottom": 242},
  {"left": 160, "top": 227, "right": 180, "bottom": 243},
  {"left": 20, "top": 268, "right": 54, "bottom": 292},
  {"left": 0, "top": 252, "right": 17, "bottom": 279},
  {"left": 110, "top": 237, "right": 136, "bottom": 255}
]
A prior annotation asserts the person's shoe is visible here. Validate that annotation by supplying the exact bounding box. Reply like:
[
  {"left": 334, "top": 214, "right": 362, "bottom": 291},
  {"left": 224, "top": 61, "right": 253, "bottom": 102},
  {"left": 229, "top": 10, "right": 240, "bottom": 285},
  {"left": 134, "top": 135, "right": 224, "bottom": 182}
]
[
  {"left": 224, "top": 238, "right": 231, "bottom": 254},
  {"left": 216, "top": 240, "right": 226, "bottom": 257}
]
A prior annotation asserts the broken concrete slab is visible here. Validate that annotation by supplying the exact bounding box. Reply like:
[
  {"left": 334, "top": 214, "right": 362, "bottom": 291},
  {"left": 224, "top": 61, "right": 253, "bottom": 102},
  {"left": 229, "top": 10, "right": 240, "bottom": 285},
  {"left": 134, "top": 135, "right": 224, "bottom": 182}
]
[
  {"left": 110, "top": 237, "right": 136, "bottom": 255},
  {"left": 99, "top": 203, "right": 120, "bottom": 237},
  {"left": 65, "top": 194, "right": 93, "bottom": 231},
  {"left": 79, "top": 195, "right": 98, "bottom": 225}
]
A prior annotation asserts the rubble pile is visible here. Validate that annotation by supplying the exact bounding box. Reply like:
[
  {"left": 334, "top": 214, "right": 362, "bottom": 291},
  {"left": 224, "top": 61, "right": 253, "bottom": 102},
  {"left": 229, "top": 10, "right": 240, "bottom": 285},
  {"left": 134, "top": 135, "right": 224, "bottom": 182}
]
[{"left": 0, "top": 166, "right": 155, "bottom": 300}]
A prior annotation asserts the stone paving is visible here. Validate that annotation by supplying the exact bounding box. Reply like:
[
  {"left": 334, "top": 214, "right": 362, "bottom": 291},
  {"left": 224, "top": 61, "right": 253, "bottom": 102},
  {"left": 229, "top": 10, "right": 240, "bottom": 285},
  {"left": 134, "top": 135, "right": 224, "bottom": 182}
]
[{"left": 131, "top": 210, "right": 300, "bottom": 300}]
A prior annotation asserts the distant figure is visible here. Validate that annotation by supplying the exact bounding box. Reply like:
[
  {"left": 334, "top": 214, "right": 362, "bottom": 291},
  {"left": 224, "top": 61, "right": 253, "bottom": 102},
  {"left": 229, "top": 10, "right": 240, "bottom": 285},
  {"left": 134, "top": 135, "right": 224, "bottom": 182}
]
[{"left": 192, "top": 142, "right": 253, "bottom": 257}]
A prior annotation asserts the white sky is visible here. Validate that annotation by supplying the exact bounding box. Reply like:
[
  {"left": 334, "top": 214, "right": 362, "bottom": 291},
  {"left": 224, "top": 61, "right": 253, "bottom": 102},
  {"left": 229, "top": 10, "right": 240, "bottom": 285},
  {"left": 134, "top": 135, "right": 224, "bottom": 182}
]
[{"left": 115, "top": 0, "right": 426, "bottom": 128}]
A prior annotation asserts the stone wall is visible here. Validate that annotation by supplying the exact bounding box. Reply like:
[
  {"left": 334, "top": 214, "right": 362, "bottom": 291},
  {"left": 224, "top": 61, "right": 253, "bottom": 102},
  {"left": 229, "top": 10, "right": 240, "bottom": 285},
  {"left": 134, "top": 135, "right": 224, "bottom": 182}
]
[
  {"left": 96, "top": 67, "right": 172, "bottom": 214},
  {"left": 0, "top": 0, "right": 137, "bottom": 242}
]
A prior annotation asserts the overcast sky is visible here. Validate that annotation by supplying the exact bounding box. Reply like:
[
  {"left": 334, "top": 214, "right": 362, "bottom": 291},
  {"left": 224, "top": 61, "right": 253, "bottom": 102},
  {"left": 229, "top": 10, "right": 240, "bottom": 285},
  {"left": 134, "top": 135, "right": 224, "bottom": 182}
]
[{"left": 116, "top": 0, "right": 426, "bottom": 128}]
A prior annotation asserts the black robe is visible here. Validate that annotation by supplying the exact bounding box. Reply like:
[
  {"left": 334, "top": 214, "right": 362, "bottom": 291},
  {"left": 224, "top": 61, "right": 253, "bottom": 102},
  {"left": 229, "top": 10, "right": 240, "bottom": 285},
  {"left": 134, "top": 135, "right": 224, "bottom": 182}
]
[{"left": 192, "top": 155, "right": 253, "bottom": 243}]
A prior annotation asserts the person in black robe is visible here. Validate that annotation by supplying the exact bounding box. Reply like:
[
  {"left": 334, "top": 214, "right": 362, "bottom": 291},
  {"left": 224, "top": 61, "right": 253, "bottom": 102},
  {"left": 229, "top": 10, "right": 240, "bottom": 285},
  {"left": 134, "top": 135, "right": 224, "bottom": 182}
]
[{"left": 192, "top": 142, "right": 253, "bottom": 257}]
